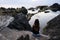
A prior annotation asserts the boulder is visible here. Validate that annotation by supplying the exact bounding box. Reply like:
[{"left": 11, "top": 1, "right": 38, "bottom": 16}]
[{"left": 43, "top": 15, "right": 60, "bottom": 40}]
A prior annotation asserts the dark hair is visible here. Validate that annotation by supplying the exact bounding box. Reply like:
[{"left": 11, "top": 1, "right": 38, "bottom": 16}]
[
  {"left": 21, "top": 7, "right": 28, "bottom": 15},
  {"left": 34, "top": 19, "right": 39, "bottom": 25},
  {"left": 32, "top": 19, "right": 40, "bottom": 34}
]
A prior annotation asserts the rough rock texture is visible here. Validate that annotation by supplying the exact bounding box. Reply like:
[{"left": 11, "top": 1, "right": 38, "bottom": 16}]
[
  {"left": 7, "top": 13, "right": 32, "bottom": 31},
  {"left": 0, "top": 15, "right": 14, "bottom": 31},
  {"left": 0, "top": 15, "right": 48, "bottom": 40},
  {"left": 0, "top": 26, "right": 49, "bottom": 40},
  {"left": 43, "top": 15, "right": 60, "bottom": 40},
  {"left": 0, "top": 27, "right": 33, "bottom": 40}
]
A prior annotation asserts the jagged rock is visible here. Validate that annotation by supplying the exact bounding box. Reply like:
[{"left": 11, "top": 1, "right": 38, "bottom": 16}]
[
  {"left": 0, "top": 27, "right": 33, "bottom": 40},
  {"left": 27, "top": 14, "right": 35, "bottom": 21},
  {"left": 0, "top": 15, "right": 14, "bottom": 31},
  {"left": 7, "top": 13, "right": 32, "bottom": 31},
  {"left": 0, "top": 15, "right": 32, "bottom": 40},
  {"left": 17, "top": 35, "right": 24, "bottom": 40},
  {"left": 24, "top": 34, "right": 30, "bottom": 40},
  {"left": 17, "top": 34, "right": 30, "bottom": 40},
  {"left": 0, "top": 34, "right": 8, "bottom": 40},
  {"left": 0, "top": 26, "right": 48, "bottom": 40},
  {"left": 49, "top": 3, "right": 60, "bottom": 12},
  {"left": 43, "top": 15, "right": 60, "bottom": 40}
]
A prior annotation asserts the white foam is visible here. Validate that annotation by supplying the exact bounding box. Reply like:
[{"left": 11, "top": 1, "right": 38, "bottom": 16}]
[{"left": 29, "top": 11, "right": 60, "bottom": 33}]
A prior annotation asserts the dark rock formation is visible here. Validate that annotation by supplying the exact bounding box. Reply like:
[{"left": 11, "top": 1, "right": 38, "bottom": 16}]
[
  {"left": 17, "top": 34, "right": 30, "bottom": 40},
  {"left": 7, "top": 13, "right": 32, "bottom": 31},
  {"left": 28, "top": 7, "right": 35, "bottom": 11},
  {"left": 36, "top": 6, "right": 48, "bottom": 10},
  {"left": 44, "top": 11, "right": 50, "bottom": 13},
  {"left": 50, "top": 3, "right": 60, "bottom": 12},
  {"left": 24, "top": 34, "right": 30, "bottom": 40},
  {"left": 43, "top": 15, "right": 60, "bottom": 40},
  {"left": 17, "top": 35, "right": 24, "bottom": 40},
  {"left": 27, "top": 14, "right": 35, "bottom": 21}
]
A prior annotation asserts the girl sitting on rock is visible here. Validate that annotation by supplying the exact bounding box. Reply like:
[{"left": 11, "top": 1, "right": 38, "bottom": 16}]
[{"left": 32, "top": 19, "right": 40, "bottom": 40}]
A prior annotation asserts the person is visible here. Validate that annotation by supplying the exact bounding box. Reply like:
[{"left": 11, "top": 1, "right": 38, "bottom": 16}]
[
  {"left": 7, "top": 7, "right": 31, "bottom": 31},
  {"left": 32, "top": 19, "right": 40, "bottom": 40}
]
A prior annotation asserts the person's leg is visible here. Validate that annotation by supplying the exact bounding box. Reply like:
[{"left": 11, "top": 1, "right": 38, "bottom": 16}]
[
  {"left": 35, "top": 34, "right": 40, "bottom": 40},
  {"left": 32, "top": 34, "right": 40, "bottom": 40}
]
